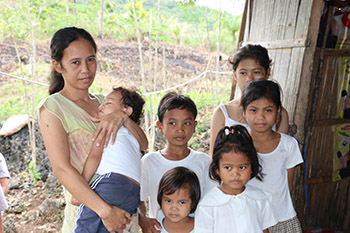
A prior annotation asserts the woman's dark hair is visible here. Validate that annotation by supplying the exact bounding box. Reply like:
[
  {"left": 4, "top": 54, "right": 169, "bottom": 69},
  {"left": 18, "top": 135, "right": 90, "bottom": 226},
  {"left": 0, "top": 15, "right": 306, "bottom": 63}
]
[
  {"left": 49, "top": 27, "right": 97, "bottom": 95},
  {"left": 241, "top": 79, "right": 282, "bottom": 111},
  {"left": 229, "top": 44, "right": 271, "bottom": 72},
  {"left": 210, "top": 125, "right": 263, "bottom": 182},
  {"left": 113, "top": 87, "right": 145, "bottom": 125},
  {"left": 157, "top": 166, "right": 201, "bottom": 214},
  {"left": 157, "top": 92, "right": 197, "bottom": 123}
]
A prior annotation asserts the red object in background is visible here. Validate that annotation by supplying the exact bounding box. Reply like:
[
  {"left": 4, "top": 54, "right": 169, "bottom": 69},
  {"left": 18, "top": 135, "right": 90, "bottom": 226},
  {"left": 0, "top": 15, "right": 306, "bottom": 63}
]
[{"left": 342, "top": 12, "right": 350, "bottom": 28}]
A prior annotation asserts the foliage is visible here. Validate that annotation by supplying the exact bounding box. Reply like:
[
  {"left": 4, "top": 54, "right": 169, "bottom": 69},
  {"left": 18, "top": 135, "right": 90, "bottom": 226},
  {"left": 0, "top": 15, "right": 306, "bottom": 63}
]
[
  {"left": 0, "top": 0, "right": 241, "bottom": 54},
  {"left": 27, "top": 159, "right": 41, "bottom": 186}
]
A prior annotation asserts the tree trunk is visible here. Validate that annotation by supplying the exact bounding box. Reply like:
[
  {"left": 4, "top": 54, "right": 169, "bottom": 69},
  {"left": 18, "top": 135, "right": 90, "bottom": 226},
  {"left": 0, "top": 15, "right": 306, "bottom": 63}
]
[
  {"left": 98, "top": 0, "right": 105, "bottom": 39},
  {"left": 131, "top": 0, "right": 150, "bottom": 150},
  {"left": 215, "top": 0, "right": 222, "bottom": 104}
]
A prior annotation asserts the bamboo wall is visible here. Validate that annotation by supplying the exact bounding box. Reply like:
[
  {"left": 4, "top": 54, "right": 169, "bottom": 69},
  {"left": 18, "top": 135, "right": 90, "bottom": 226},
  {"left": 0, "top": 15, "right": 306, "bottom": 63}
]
[{"left": 299, "top": 49, "right": 350, "bottom": 231}]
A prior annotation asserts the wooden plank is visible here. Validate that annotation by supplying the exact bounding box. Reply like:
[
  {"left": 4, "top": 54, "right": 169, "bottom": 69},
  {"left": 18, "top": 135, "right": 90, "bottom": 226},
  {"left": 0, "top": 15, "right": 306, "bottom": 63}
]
[
  {"left": 294, "top": 0, "right": 314, "bottom": 36},
  {"left": 283, "top": 47, "right": 305, "bottom": 120},
  {"left": 242, "top": 38, "right": 308, "bottom": 49},
  {"left": 283, "top": 0, "right": 299, "bottom": 39},
  {"left": 323, "top": 48, "right": 350, "bottom": 56},
  {"left": 238, "top": 0, "right": 249, "bottom": 45},
  {"left": 314, "top": 118, "right": 350, "bottom": 126}
]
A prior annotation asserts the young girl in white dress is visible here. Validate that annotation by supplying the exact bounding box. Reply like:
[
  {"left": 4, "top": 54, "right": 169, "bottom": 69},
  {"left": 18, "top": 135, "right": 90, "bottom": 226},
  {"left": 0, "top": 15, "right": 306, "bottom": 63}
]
[
  {"left": 194, "top": 125, "right": 277, "bottom": 233},
  {"left": 242, "top": 79, "right": 303, "bottom": 232},
  {"left": 156, "top": 166, "right": 201, "bottom": 233}
]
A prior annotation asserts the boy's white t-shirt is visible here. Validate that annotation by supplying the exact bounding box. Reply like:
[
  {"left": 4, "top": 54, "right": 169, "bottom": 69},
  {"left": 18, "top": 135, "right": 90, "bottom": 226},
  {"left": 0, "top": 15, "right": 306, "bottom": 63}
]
[
  {"left": 247, "top": 133, "right": 303, "bottom": 222},
  {"left": 140, "top": 149, "right": 215, "bottom": 220}
]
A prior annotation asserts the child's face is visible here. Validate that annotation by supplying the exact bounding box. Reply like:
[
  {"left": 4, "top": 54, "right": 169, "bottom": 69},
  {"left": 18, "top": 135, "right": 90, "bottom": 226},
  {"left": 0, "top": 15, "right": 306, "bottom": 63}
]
[
  {"left": 217, "top": 150, "right": 252, "bottom": 195},
  {"left": 157, "top": 108, "right": 197, "bottom": 147},
  {"left": 161, "top": 187, "right": 192, "bottom": 223},
  {"left": 243, "top": 97, "right": 280, "bottom": 134},
  {"left": 234, "top": 58, "right": 269, "bottom": 92},
  {"left": 98, "top": 91, "right": 125, "bottom": 117}
]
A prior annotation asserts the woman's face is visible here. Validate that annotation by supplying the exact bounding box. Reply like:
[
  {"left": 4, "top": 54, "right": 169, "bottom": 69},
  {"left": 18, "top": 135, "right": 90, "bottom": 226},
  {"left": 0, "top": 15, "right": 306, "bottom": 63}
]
[
  {"left": 53, "top": 39, "right": 97, "bottom": 91},
  {"left": 234, "top": 58, "right": 269, "bottom": 92}
]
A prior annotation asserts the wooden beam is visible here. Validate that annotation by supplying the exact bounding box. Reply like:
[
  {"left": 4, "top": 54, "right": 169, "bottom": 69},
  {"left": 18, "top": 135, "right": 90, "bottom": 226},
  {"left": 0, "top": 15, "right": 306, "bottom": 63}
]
[
  {"left": 307, "top": 176, "right": 334, "bottom": 184},
  {"left": 242, "top": 38, "right": 308, "bottom": 49},
  {"left": 314, "top": 118, "right": 350, "bottom": 126}
]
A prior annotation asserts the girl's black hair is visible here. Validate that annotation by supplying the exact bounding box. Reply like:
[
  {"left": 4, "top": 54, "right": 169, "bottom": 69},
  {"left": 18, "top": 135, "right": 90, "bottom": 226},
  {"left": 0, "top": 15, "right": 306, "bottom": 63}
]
[
  {"left": 49, "top": 27, "right": 97, "bottom": 95},
  {"left": 229, "top": 44, "right": 271, "bottom": 72},
  {"left": 241, "top": 79, "right": 282, "bottom": 111},
  {"left": 157, "top": 166, "right": 201, "bottom": 214},
  {"left": 157, "top": 92, "right": 197, "bottom": 123},
  {"left": 112, "top": 87, "right": 145, "bottom": 125},
  {"left": 209, "top": 125, "right": 263, "bottom": 182}
]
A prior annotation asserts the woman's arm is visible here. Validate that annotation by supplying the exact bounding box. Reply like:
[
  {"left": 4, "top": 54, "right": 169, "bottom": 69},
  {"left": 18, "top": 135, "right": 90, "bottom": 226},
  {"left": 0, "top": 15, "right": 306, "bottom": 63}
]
[
  {"left": 39, "top": 107, "right": 131, "bottom": 232},
  {"left": 276, "top": 107, "right": 289, "bottom": 134},
  {"left": 209, "top": 107, "right": 226, "bottom": 157}
]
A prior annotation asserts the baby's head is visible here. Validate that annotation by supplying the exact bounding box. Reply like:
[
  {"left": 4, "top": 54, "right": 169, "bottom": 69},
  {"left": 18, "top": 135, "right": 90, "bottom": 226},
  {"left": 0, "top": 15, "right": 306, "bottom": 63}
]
[
  {"left": 210, "top": 125, "right": 263, "bottom": 186},
  {"left": 229, "top": 44, "right": 271, "bottom": 72},
  {"left": 157, "top": 92, "right": 197, "bottom": 123},
  {"left": 157, "top": 167, "right": 201, "bottom": 215},
  {"left": 98, "top": 87, "right": 145, "bottom": 124}
]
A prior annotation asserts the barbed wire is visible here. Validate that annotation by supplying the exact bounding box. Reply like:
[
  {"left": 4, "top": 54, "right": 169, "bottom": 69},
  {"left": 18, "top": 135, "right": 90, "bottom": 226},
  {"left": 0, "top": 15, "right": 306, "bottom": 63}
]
[{"left": 0, "top": 70, "right": 231, "bottom": 95}]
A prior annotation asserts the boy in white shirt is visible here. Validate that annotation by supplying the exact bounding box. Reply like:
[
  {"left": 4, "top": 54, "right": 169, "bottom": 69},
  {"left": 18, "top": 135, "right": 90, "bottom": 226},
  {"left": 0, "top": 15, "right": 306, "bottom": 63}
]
[{"left": 139, "top": 92, "right": 215, "bottom": 232}]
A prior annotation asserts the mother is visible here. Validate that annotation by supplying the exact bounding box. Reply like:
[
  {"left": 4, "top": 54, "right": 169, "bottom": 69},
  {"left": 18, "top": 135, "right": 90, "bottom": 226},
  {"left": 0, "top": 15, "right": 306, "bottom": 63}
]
[{"left": 38, "top": 27, "right": 147, "bottom": 232}]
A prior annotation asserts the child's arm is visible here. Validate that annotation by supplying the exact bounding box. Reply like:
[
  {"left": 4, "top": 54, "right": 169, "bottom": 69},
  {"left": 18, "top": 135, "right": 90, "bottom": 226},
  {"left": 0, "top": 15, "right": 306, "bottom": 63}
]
[
  {"left": 210, "top": 106, "right": 226, "bottom": 156},
  {"left": 0, "top": 177, "right": 8, "bottom": 195},
  {"left": 276, "top": 107, "right": 289, "bottom": 134},
  {"left": 287, "top": 167, "right": 296, "bottom": 195},
  {"left": 263, "top": 229, "right": 270, "bottom": 233},
  {"left": 83, "top": 144, "right": 104, "bottom": 183},
  {"left": 124, "top": 117, "right": 148, "bottom": 151},
  {"left": 138, "top": 201, "right": 161, "bottom": 233}
]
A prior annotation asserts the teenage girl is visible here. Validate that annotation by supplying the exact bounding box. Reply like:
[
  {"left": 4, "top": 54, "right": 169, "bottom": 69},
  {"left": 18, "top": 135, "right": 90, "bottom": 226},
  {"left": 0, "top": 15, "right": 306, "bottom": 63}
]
[
  {"left": 156, "top": 166, "right": 201, "bottom": 233},
  {"left": 195, "top": 125, "right": 277, "bottom": 233},
  {"left": 210, "top": 44, "right": 289, "bottom": 156},
  {"left": 242, "top": 79, "right": 303, "bottom": 232}
]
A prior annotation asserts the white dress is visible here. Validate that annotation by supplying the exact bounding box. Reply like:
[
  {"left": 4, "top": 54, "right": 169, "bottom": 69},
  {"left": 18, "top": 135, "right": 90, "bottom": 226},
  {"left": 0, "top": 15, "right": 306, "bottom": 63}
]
[{"left": 194, "top": 186, "right": 278, "bottom": 233}]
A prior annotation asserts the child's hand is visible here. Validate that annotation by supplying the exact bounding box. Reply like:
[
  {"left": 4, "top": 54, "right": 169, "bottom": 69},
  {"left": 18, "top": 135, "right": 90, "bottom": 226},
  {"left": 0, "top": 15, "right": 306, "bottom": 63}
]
[
  {"left": 139, "top": 215, "right": 161, "bottom": 233},
  {"left": 70, "top": 196, "right": 81, "bottom": 206}
]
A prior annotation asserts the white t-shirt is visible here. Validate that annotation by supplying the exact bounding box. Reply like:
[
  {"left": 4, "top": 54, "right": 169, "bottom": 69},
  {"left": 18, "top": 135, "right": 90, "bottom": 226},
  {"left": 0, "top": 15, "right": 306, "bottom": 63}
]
[
  {"left": 96, "top": 126, "right": 141, "bottom": 183},
  {"left": 140, "top": 149, "right": 215, "bottom": 220},
  {"left": 194, "top": 186, "right": 278, "bottom": 233},
  {"left": 0, "top": 153, "right": 9, "bottom": 211},
  {"left": 247, "top": 133, "right": 303, "bottom": 222}
]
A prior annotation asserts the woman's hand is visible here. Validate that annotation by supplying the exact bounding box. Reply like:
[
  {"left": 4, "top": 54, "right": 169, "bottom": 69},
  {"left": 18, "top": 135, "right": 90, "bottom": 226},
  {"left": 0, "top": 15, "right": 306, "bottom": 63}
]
[
  {"left": 100, "top": 205, "right": 132, "bottom": 233},
  {"left": 91, "top": 111, "right": 128, "bottom": 148}
]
